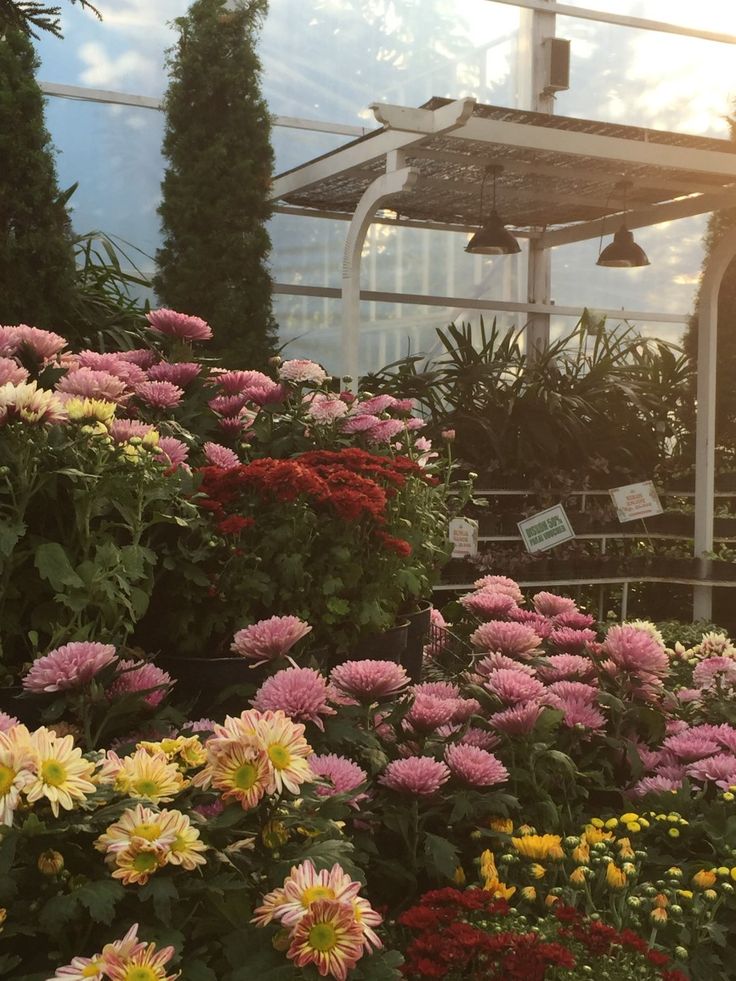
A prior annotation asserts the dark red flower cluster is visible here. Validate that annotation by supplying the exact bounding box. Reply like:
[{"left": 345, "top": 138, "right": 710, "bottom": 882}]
[
  {"left": 298, "top": 447, "right": 426, "bottom": 496},
  {"left": 375, "top": 530, "right": 412, "bottom": 557}
]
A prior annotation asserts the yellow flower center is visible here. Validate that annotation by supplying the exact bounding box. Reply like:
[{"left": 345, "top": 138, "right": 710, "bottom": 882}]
[
  {"left": 267, "top": 743, "right": 291, "bottom": 770},
  {"left": 132, "top": 823, "right": 163, "bottom": 842},
  {"left": 0, "top": 764, "right": 15, "bottom": 795},
  {"left": 302, "top": 885, "right": 335, "bottom": 907},
  {"left": 133, "top": 779, "right": 161, "bottom": 797},
  {"left": 131, "top": 851, "right": 159, "bottom": 873},
  {"left": 233, "top": 762, "right": 258, "bottom": 790},
  {"left": 82, "top": 962, "right": 103, "bottom": 978},
  {"left": 41, "top": 759, "right": 67, "bottom": 787},
  {"left": 172, "top": 834, "right": 188, "bottom": 853},
  {"left": 308, "top": 922, "right": 338, "bottom": 953},
  {"left": 123, "top": 969, "right": 158, "bottom": 981}
]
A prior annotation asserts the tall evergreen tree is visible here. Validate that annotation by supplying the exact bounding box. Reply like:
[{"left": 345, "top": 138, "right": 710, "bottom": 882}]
[
  {"left": 0, "top": 1, "right": 100, "bottom": 38},
  {"left": 682, "top": 113, "right": 736, "bottom": 463},
  {"left": 0, "top": 27, "right": 78, "bottom": 329},
  {"left": 154, "top": 0, "right": 277, "bottom": 367}
]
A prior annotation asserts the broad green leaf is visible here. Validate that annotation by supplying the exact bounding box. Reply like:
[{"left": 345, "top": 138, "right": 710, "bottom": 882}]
[{"left": 34, "top": 543, "right": 84, "bottom": 591}]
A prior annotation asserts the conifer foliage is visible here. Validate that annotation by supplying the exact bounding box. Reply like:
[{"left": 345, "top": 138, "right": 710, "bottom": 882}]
[
  {"left": 154, "top": 0, "right": 277, "bottom": 367},
  {"left": 0, "top": 27, "right": 78, "bottom": 328}
]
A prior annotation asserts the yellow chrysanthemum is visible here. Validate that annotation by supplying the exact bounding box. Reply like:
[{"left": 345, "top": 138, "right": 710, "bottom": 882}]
[
  {"left": 512, "top": 834, "right": 564, "bottom": 861},
  {"left": 453, "top": 866, "right": 466, "bottom": 886},
  {"left": 252, "top": 712, "right": 314, "bottom": 795},
  {"left": 530, "top": 863, "right": 547, "bottom": 880},
  {"left": 583, "top": 824, "right": 614, "bottom": 845},
  {"left": 479, "top": 849, "right": 516, "bottom": 900},
  {"left": 488, "top": 816, "right": 514, "bottom": 834},
  {"left": 103, "top": 749, "right": 186, "bottom": 804},
  {"left": 570, "top": 866, "right": 587, "bottom": 886},
  {"left": 520, "top": 886, "right": 537, "bottom": 901},
  {"left": 571, "top": 840, "right": 590, "bottom": 864},
  {"left": 110, "top": 841, "right": 167, "bottom": 886},
  {"left": 208, "top": 743, "right": 271, "bottom": 811},
  {"left": 605, "top": 863, "right": 627, "bottom": 890},
  {"left": 24, "top": 727, "right": 96, "bottom": 817},
  {"left": 65, "top": 398, "right": 116, "bottom": 423},
  {"left": 617, "top": 837, "right": 635, "bottom": 860},
  {"left": 137, "top": 736, "right": 206, "bottom": 771}
]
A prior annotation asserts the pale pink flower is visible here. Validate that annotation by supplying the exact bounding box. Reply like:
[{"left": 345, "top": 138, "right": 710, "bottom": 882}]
[
  {"left": 304, "top": 392, "right": 349, "bottom": 424},
  {"left": 392, "top": 398, "right": 414, "bottom": 414},
  {"left": 0, "top": 357, "right": 27, "bottom": 385},
  {"left": 14, "top": 324, "right": 67, "bottom": 361},
  {"left": 135, "top": 380, "right": 184, "bottom": 409},
  {"left": 219, "top": 415, "right": 250, "bottom": 437},
  {"left": 424, "top": 607, "right": 451, "bottom": 657},
  {"left": 252, "top": 667, "right": 336, "bottom": 730},
  {"left": 630, "top": 775, "right": 683, "bottom": 797},
  {"left": 470, "top": 620, "right": 542, "bottom": 658},
  {"left": 308, "top": 753, "right": 368, "bottom": 807},
  {"left": 460, "top": 589, "right": 516, "bottom": 620},
  {"left": 603, "top": 625, "right": 669, "bottom": 679},
  {"left": 117, "top": 349, "right": 159, "bottom": 369},
  {"left": 108, "top": 419, "right": 155, "bottom": 442},
  {"left": 404, "top": 693, "right": 458, "bottom": 732},
  {"left": 475, "top": 652, "right": 536, "bottom": 677},
  {"left": 155, "top": 436, "right": 190, "bottom": 471},
  {"left": 278, "top": 359, "right": 327, "bottom": 385},
  {"left": 441, "top": 428, "right": 455, "bottom": 440},
  {"left": 693, "top": 657, "right": 736, "bottom": 689},
  {"left": 537, "top": 654, "right": 596, "bottom": 683},
  {"left": 663, "top": 731, "right": 722, "bottom": 761},
  {"left": 215, "top": 369, "right": 271, "bottom": 394},
  {"left": 413, "top": 681, "right": 459, "bottom": 699},
  {"left": 547, "top": 680, "right": 598, "bottom": 703},
  {"left": 379, "top": 756, "right": 450, "bottom": 796},
  {"left": 548, "top": 627, "right": 597, "bottom": 653},
  {"left": 0, "top": 711, "right": 19, "bottom": 731},
  {"left": 146, "top": 308, "right": 212, "bottom": 342},
  {"left": 341, "top": 413, "right": 381, "bottom": 434},
  {"left": 677, "top": 688, "right": 703, "bottom": 704},
  {"left": 405, "top": 418, "right": 426, "bottom": 431},
  {"left": 366, "top": 418, "right": 405, "bottom": 444},
  {"left": 533, "top": 591, "right": 577, "bottom": 617},
  {"left": 76, "top": 351, "right": 146, "bottom": 386},
  {"left": 553, "top": 697, "right": 606, "bottom": 732},
  {"left": 473, "top": 575, "right": 524, "bottom": 604},
  {"left": 554, "top": 611, "right": 596, "bottom": 630},
  {"left": 56, "top": 368, "right": 126, "bottom": 401},
  {"left": 330, "top": 660, "right": 409, "bottom": 702},
  {"left": 107, "top": 659, "right": 172, "bottom": 708},
  {"left": 460, "top": 727, "right": 501, "bottom": 750},
  {"left": 712, "top": 725, "right": 736, "bottom": 754},
  {"left": 247, "top": 380, "right": 287, "bottom": 406},
  {"left": 687, "top": 753, "right": 736, "bottom": 788},
  {"left": 484, "top": 668, "right": 546, "bottom": 705},
  {"left": 354, "top": 395, "right": 396, "bottom": 415},
  {"left": 23, "top": 642, "right": 117, "bottom": 693},
  {"left": 203, "top": 442, "right": 240, "bottom": 469},
  {"left": 0, "top": 326, "right": 19, "bottom": 356},
  {"left": 489, "top": 701, "right": 542, "bottom": 735},
  {"left": 147, "top": 361, "right": 202, "bottom": 387},
  {"left": 507, "top": 607, "right": 554, "bottom": 638},
  {"left": 444, "top": 744, "right": 509, "bottom": 787},
  {"left": 452, "top": 697, "right": 481, "bottom": 723},
  {"left": 654, "top": 763, "right": 688, "bottom": 781},
  {"left": 232, "top": 615, "right": 312, "bottom": 665},
  {"left": 209, "top": 394, "right": 248, "bottom": 416}
]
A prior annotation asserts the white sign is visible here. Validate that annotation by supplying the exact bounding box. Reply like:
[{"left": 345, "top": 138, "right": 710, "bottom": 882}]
[
  {"left": 449, "top": 517, "right": 479, "bottom": 557},
  {"left": 609, "top": 480, "right": 663, "bottom": 523},
  {"left": 518, "top": 504, "right": 575, "bottom": 554}
]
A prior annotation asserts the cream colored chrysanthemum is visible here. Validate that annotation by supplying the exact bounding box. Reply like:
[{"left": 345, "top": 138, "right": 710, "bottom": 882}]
[
  {"left": 96, "top": 803, "right": 176, "bottom": 856},
  {"left": 110, "top": 840, "right": 167, "bottom": 886},
  {"left": 137, "top": 736, "right": 206, "bottom": 771},
  {"left": 206, "top": 742, "right": 271, "bottom": 811},
  {"left": 625, "top": 620, "right": 665, "bottom": 649},
  {"left": 24, "top": 727, "right": 96, "bottom": 817},
  {"left": 252, "top": 711, "right": 314, "bottom": 795},
  {"left": 0, "top": 725, "right": 34, "bottom": 826},
  {"left": 65, "top": 398, "right": 116, "bottom": 423},
  {"left": 159, "top": 809, "right": 207, "bottom": 869},
  {"left": 101, "top": 749, "right": 185, "bottom": 804}
]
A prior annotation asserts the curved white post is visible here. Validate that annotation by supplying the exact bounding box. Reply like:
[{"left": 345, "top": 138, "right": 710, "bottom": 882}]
[
  {"left": 693, "top": 226, "right": 736, "bottom": 620},
  {"left": 341, "top": 166, "right": 419, "bottom": 384}
]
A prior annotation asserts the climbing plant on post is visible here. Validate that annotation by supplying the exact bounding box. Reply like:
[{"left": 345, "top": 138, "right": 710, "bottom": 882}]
[
  {"left": 0, "top": 27, "right": 78, "bottom": 329},
  {"left": 154, "top": 0, "right": 277, "bottom": 368}
]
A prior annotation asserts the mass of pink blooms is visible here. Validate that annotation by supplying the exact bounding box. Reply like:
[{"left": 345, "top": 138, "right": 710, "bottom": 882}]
[
  {"left": 231, "top": 615, "right": 313, "bottom": 664},
  {"left": 22, "top": 641, "right": 118, "bottom": 693}
]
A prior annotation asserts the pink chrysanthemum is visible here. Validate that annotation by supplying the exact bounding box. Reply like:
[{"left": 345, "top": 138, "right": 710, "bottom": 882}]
[
  {"left": 215, "top": 369, "right": 271, "bottom": 394},
  {"left": 278, "top": 359, "right": 327, "bottom": 385},
  {"left": 412, "top": 681, "right": 459, "bottom": 700},
  {"left": 107, "top": 659, "right": 172, "bottom": 708},
  {"left": 460, "top": 727, "right": 501, "bottom": 750},
  {"left": 602, "top": 625, "right": 669, "bottom": 679},
  {"left": 231, "top": 616, "right": 312, "bottom": 665},
  {"left": 444, "top": 744, "right": 509, "bottom": 787},
  {"left": 484, "top": 668, "right": 546, "bottom": 705},
  {"left": 0, "top": 711, "right": 19, "bottom": 732},
  {"left": 23, "top": 642, "right": 118, "bottom": 693},
  {"left": 341, "top": 413, "right": 381, "bottom": 434},
  {"left": 663, "top": 731, "right": 722, "bottom": 761},
  {"left": 693, "top": 657, "right": 736, "bottom": 689},
  {"left": 0, "top": 357, "right": 27, "bottom": 385},
  {"left": 203, "top": 441, "right": 240, "bottom": 469},
  {"left": 108, "top": 419, "right": 155, "bottom": 443},
  {"left": 379, "top": 756, "right": 450, "bottom": 796},
  {"left": 537, "top": 653, "right": 596, "bottom": 683},
  {"left": 117, "top": 349, "right": 159, "bottom": 369},
  {"left": 354, "top": 395, "right": 396, "bottom": 415},
  {"left": 76, "top": 351, "right": 146, "bottom": 386},
  {"left": 472, "top": 575, "right": 524, "bottom": 604},
  {"left": 459, "top": 589, "right": 516, "bottom": 620},
  {"left": 155, "top": 436, "right": 190, "bottom": 471},
  {"left": 554, "top": 611, "right": 596, "bottom": 630},
  {"left": 630, "top": 775, "right": 683, "bottom": 797},
  {"left": 711, "top": 725, "right": 736, "bottom": 754},
  {"left": 655, "top": 763, "right": 688, "bottom": 781},
  {"left": 548, "top": 627, "right": 597, "bottom": 653},
  {"left": 452, "top": 697, "right": 481, "bottom": 723},
  {"left": 547, "top": 680, "right": 598, "bottom": 703},
  {"left": 424, "top": 607, "right": 451, "bottom": 658},
  {"left": 209, "top": 394, "right": 248, "bottom": 416},
  {"left": 489, "top": 701, "right": 542, "bottom": 735},
  {"left": 507, "top": 607, "right": 553, "bottom": 639},
  {"left": 146, "top": 308, "right": 213, "bottom": 342},
  {"left": 533, "top": 591, "right": 578, "bottom": 617},
  {"left": 404, "top": 693, "right": 458, "bottom": 732},
  {"left": 304, "top": 392, "right": 349, "bottom": 424},
  {"left": 366, "top": 418, "right": 405, "bottom": 444},
  {"left": 251, "top": 667, "right": 336, "bottom": 730},
  {"left": 475, "top": 652, "right": 536, "bottom": 677},
  {"left": 13, "top": 324, "right": 67, "bottom": 361},
  {"left": 687, "top": 753, "right": 736, "bottom": 788},
  {"left": 56, "top": 367, "right": 126, "bottom": 401},
  {"left": 553, "top": 697, "right": 605, "bottom": 732},
  {"left": 470, "top": 620, "right": 542, "bottom": 658},
  {"left": 135, "top": 380, "right": 184, "bottom": 409},
  {"left": 146, "top": 361, "right": 202, "bottom": 387},
  {"left": 330, "top": 660, "right": 409, "bottom": 702},
  {"left": 247, "top": 380, "right": 287, "bottom": 407},
  {"left": 308, "top": 753, "right": 368, "bottom": 806}
]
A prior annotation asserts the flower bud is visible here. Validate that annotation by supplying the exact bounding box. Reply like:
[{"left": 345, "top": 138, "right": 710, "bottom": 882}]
[
  {"left": 272, "top": 928, "right": 290, "bottom": 952},
  {"left": 674, "top": 947, "right": 688, "bottom": 960},
  {"left": 37, "top": 851, "right": 64, "bottom": 876}
]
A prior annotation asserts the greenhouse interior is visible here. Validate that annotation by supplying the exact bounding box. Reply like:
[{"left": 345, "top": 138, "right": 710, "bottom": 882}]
[{"left": 6, "top": 1, "right": 736, "bottom": 978}]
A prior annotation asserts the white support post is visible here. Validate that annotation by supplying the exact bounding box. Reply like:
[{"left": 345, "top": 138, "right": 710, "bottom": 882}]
[
  {"left": 693, "top": 227, "right": 736, "bottom": 620},
  {"left": 341, "top": 164, "right": 419, "bottom": 385}
]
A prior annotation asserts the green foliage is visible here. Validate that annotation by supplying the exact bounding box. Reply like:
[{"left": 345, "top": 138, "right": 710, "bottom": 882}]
[
  {"left": 0, "top": 27, "right": 78, "bottom": 329},
  {"left": 0, "top": 0, "right": 100, "bottom": 37},
  {"left": 155, "top": 0, "right": 277, "bottom": 368}
]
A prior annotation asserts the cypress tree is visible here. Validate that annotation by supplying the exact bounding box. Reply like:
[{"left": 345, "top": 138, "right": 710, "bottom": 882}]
[
  {"left": 154, "top": 0, "right": 277, "bottom": 368},
  {"left": 0, "top": 27, "right": 78, "bottom": 329}
]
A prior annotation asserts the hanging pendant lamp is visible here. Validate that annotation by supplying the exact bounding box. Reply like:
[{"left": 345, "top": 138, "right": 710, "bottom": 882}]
[
  {"left": 466, "top": 165, "right": 521, "bottom": 256},
  {"left": 596, "top": 179, "right": 650, "bottom": 268}
]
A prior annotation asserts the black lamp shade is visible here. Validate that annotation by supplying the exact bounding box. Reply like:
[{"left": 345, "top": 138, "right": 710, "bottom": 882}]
[
  {"left": 596, "top": 225, "right": 650, "bottom": 268},
  {"left": 465, "top": 210, "right": 521, "bottom": 256}
]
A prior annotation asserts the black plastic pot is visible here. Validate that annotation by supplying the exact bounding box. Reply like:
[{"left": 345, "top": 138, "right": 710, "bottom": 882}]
[
  {"left": 157, "top": 654, "right": 260, "bottom": 715},
  {"left": 333, "top": 620, "right": 410, "bottom": 667},
  {"left": 401, "top": 601, "right": 433, "bottom": 683}
]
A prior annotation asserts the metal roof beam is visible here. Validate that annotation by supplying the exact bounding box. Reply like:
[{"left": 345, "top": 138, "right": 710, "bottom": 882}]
[
  {"left": 540, "top": 190, "right": 736, "bottom": 247},
  {"left": 272, "top": 204, "right": 539, "bottom": 237}
]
